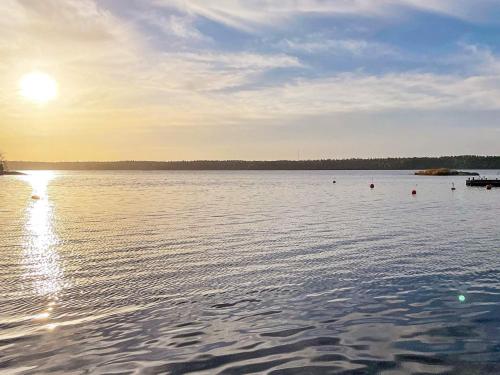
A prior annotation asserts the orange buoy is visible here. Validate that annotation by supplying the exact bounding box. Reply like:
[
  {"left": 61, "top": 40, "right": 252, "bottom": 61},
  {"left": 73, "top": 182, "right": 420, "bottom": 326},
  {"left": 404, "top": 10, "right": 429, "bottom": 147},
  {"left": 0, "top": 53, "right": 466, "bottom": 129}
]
[
  {"left": 370, "top": 183, "right": 375, "bottom": 189},
  {"left": 411, "top": 189, "right": 417, "bottom": 195},
  {"left": 31, "top": 195, "right": 40, "bottom": 200}
]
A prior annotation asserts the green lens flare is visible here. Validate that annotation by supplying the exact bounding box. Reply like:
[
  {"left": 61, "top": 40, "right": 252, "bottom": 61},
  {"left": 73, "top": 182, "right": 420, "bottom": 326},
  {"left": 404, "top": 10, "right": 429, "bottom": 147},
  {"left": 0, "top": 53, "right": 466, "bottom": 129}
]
[{"left": 458, "top": 295, "right": 466, "bottom": 302}]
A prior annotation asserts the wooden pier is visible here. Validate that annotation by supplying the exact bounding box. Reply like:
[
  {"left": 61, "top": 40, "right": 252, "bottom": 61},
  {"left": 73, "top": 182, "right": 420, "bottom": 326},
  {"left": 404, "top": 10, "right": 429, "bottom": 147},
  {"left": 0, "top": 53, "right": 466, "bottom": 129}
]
[{"left": 466, "top": 178, "right": 500, "bottom": 187}]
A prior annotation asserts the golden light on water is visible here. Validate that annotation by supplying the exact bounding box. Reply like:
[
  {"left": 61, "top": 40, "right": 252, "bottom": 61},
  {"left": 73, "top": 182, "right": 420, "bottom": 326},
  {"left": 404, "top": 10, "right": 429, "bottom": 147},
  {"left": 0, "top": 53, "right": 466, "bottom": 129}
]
[
  {"left": 46, "top": 323, "right": 58, "bottom": 331},
  {"left": 23, "top": 172, "right": 64, "bottom": 297},
  {"left": 19, "top": 72, "right": 58, "bottom": 104}
]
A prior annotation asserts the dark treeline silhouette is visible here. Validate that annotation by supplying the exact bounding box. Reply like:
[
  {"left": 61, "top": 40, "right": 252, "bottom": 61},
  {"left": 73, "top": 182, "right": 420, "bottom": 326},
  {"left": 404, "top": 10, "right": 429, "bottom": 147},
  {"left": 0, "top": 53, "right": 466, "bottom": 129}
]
[{"left": 8, "top": 155, "right": 500, "bottom": 170}]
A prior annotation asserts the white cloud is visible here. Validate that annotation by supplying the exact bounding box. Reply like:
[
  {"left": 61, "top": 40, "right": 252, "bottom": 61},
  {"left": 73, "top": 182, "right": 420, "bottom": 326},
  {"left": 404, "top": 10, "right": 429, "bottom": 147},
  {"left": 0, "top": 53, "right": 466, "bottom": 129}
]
[
  {"left": 177, "top": 52, "right": 302, "bottom": 70},
  {"left": 133, "top": 51, "right": 302, "bottom": 95},
  {"left": 208, "top": 72, "right": 500, "bottom": 121}
]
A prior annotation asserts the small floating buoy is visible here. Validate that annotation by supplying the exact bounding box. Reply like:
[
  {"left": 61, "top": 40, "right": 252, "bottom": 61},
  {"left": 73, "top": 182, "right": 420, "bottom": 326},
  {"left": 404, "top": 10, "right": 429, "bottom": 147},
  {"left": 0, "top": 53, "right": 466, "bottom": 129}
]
[
  {"left": 411, "top": 189, "right": 417, "bottom": 195},
  {"left": 332, "top": 180, "right": 336, "bottom": 184},
  {"left": 451, "top": 182, "right": 456, "bottom": 191},
  {"left": 31, "top": 195, "right": 40, "bottom": 200},
  {"left": 486, "top": 184, "right": 492, "bottom": 190},
  {"left": 370, "top": 183, "right": 375, "bottom": 189}
]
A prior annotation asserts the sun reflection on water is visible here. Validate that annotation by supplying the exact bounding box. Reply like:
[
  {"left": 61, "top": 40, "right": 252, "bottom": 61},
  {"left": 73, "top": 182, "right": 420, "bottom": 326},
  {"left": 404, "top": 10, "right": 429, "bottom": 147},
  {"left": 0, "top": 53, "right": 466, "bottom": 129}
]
[{"left": 23, "top": 172, "right": 64, "bottom": 298}]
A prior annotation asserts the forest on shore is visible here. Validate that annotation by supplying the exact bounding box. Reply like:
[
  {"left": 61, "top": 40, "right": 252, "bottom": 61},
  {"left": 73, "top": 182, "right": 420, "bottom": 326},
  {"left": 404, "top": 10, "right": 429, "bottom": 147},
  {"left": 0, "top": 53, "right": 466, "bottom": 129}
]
[{"left": 7, "top": 155, "right": 500, "bottom": 171}]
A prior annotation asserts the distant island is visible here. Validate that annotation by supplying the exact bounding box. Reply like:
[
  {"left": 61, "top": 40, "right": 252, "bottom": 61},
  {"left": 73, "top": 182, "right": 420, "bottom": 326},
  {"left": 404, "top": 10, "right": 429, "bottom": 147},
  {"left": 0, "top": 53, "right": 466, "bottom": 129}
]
[
  {"left": 6, "top": 155, "right": 500, "bottom": 171},
  {"left": 415, "top": 168, "right": 479, "bottom": 176}
]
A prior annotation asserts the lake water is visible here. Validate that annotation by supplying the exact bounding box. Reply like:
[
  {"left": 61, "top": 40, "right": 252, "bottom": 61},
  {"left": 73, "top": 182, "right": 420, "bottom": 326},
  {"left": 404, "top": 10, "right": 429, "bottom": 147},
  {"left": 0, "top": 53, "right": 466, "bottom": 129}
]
[{"left": 1, "top": 170, "right": 500, "bottom": 375}]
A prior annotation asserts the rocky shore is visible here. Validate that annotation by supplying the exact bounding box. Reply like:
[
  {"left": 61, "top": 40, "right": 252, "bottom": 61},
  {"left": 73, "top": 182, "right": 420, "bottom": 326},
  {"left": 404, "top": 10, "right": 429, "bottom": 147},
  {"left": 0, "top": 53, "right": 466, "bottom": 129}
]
[{"left": 415, "top": 168, "right": 479, "bottom": 176}]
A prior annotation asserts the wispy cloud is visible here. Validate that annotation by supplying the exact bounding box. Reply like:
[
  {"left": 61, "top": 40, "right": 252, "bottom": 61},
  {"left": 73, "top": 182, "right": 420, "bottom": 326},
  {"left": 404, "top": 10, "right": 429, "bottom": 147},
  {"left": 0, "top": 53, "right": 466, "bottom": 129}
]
[
  {"left": 276, "top": 36, "right": 399, "bottom": 58},
  {"left": 155, "top": 0, "right": 500, "bottom": 33},
  {"left": 136, "top": 11, "right": 209, "bottom": 43},
  {"left": 221, "top": 72, "right": 500, "bottom": 118}
]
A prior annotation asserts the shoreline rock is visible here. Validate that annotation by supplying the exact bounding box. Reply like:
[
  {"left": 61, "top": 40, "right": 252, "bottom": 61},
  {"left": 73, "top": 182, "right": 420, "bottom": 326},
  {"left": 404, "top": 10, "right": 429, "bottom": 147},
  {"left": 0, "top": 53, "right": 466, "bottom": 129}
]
[{"left": 415, "top": 168, "right": 479, "bottom": 176}]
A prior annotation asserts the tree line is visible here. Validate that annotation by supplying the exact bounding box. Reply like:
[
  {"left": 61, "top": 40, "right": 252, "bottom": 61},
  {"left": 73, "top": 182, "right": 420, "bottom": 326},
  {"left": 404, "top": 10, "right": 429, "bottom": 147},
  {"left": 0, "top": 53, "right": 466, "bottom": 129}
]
[{"left": 7, "top": 155, "right": 500, "bottom": 170}]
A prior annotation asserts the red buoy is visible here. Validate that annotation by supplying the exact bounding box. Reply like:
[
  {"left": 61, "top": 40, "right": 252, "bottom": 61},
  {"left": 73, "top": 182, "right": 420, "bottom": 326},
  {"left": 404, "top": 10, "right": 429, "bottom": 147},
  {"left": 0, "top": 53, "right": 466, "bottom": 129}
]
[
  {"left": 370, "top": 183, "right": 375, "bottom": 189},
  {"left": 412, "top": 189, "right": 417, "bottom": 195}
]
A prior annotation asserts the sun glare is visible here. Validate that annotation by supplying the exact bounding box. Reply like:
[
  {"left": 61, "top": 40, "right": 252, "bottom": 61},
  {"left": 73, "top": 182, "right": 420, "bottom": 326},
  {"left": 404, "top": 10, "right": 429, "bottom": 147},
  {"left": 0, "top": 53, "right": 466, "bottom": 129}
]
[{"left": 19, "top": 72, "right": 58, "bottom": 104}]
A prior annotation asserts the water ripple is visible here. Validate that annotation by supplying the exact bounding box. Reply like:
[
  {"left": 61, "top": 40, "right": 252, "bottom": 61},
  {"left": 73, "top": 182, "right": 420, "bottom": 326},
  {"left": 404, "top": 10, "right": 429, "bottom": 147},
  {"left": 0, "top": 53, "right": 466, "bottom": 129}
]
[{"left": 1, "top": 170, "right": 500, "bottom": 374}]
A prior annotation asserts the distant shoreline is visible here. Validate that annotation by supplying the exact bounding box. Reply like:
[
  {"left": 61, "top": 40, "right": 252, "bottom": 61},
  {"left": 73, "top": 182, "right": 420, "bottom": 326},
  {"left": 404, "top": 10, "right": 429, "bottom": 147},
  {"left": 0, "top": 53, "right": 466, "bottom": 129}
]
[
  {"left": 6, "top": 156, "right": 500, "bottom": 171},
  {"left": 0, "top": 171, "right": 25, "bottom": 176}
]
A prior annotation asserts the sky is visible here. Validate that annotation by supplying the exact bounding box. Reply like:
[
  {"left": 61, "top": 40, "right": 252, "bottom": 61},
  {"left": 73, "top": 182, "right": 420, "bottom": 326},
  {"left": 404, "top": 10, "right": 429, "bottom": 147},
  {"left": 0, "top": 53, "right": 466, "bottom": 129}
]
[{"left": 1, "top": 0, "right": 500, "bottom": 161}]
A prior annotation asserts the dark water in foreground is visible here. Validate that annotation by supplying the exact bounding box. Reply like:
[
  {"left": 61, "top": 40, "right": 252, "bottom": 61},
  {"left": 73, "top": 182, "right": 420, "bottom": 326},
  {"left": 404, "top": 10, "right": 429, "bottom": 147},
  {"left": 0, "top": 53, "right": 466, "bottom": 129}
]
[{"left": 1, "top": 170, "right": 500, "bottom": 375}]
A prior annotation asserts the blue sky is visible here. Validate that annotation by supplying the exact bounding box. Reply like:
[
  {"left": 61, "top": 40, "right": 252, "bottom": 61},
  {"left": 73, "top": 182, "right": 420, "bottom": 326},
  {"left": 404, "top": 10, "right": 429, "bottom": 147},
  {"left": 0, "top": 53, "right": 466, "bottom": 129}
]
[{"left": 1, "top": 0, "right": 500, "bottom": 160}]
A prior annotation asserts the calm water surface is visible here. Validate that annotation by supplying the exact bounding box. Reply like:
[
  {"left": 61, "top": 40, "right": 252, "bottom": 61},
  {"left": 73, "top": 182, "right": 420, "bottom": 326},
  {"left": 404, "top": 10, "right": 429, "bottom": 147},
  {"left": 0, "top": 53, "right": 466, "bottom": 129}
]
[{"left": 1, "top": 170, "right": 500, "bottom": 374}]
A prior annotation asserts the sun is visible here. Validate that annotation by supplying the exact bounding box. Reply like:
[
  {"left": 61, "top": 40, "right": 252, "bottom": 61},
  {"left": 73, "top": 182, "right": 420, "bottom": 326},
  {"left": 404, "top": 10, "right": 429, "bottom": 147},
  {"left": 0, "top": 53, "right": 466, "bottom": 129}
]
[{"left": 19, "top": 72, "right": 58, "bottom": 104}]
